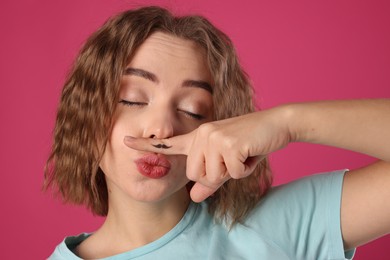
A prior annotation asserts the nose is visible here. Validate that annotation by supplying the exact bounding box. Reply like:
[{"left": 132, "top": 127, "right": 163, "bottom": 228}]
[{"left": 142, "top": 110, "right": 175, "bottom": 139}]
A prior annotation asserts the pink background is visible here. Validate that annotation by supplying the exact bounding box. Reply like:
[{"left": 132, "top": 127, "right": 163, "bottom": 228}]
[{"left": 1, "top": 0, "right": 389, "bottom": 259}]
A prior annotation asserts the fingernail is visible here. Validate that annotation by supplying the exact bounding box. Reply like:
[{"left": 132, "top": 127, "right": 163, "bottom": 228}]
[{"left": 124, "top": 136, "right": 136, "bottom": 142}]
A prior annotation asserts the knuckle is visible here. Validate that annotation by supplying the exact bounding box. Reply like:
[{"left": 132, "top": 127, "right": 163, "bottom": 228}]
[
  {"left": 222, "top": 138, "right": 236, "bottom": 150},
  {"left": 226, "top": 162, "right": 245, "bottom": 179},
  {"left": 208, "top": 129, "right": 221, "bottom": 144},
  {"left": 186, "top": 169, "right": 199, "bottom": 181},
  {"left": 207, "top": 173, "right": 223, "bottom": 185},
  {"left": 229, "top": 171, "right": 244, "bottom": 179},
  {"left": 198, "top": 123, "right": 218, "bottom": 138}
]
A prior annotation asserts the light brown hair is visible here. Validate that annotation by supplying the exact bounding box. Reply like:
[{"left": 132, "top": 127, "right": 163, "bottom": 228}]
[{"left": 44, "top": 6, "right": 272, "bottom": 225}]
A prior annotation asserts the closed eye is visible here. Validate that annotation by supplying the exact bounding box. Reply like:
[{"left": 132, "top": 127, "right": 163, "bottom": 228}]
[
  {"left": 119, "top": 100, "right": 205, "bottom": 120},
  {"left": 178, "top": 109, "right": 205, "bottom": 120},
  {"left": 119, "top": 99, "right": 147, "bottom": 107}
]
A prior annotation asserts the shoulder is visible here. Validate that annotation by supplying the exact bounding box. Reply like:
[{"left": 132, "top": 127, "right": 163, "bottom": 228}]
[
  {"left": 241, "top": 170, "right": 354, "bottom": 259},
  {"left": 246, "top": 169, "right": 348, "bottom": 223},
  {"left": 48, "top": 233, "right": 90, "bottom": 260},
  {"left": 260, "top": 169, "right": 346, "bottom": 212}
]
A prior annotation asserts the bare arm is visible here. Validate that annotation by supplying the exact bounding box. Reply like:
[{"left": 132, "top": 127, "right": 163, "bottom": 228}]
[
  {"left": 286, "top": 99, "right": 390, "bottom": 249},
  {"left": 289, "top": 99, "right": 390, "bottom": 162},
  {"left": 341, "top": 161, "right": 390, "bottom": 250}
]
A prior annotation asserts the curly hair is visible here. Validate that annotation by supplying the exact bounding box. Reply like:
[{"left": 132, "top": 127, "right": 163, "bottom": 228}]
[{"left": 44, "top": 6, "right": 272, "bottom": 225}]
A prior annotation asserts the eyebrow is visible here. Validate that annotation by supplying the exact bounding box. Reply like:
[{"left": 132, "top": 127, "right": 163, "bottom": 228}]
[
  {"left": 182, "top": 80, "right": 213, "bottom": 94},
  {"left": 124, "top": 68, "right": 158, "bottom": 83},
  {"left": 124, "top": 67, "right": 213, "bottom": 94}
]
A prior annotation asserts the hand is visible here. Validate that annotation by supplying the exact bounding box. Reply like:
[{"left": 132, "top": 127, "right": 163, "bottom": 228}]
[{"left": 124, "top": 108, "right": 292, "bottom": 202}]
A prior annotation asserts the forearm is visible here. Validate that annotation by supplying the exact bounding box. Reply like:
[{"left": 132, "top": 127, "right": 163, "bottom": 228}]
[{"left": 285, "top": 99, "right": 390, "bottom": 162}]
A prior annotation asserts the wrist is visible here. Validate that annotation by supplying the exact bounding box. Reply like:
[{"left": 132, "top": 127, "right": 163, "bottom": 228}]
[{"left": 278, "top": 103, "right": 304, "bottom": 144}]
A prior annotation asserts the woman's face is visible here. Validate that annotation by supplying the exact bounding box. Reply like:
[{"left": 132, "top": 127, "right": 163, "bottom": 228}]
[{"left": 100, "top": 32, "right": 214, "bottom": 204}]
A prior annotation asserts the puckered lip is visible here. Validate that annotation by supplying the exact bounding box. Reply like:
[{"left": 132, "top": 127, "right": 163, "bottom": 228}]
[{"left": 134, "top": 153, "right": 171, "bottom": 179}]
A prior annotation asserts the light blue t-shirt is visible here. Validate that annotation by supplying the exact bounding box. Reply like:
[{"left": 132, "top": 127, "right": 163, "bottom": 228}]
[{"left": 49, "top": 170, "right": 355, "bottom": 259}]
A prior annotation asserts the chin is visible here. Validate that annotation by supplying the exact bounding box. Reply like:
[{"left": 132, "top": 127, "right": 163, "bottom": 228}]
[{"left": 128, "top": 181, "right": 188, "bottom": 203}]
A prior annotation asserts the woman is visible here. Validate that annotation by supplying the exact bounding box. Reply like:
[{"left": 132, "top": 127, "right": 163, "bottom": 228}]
[{"left": 45, "top": 6, "right": 390, "bottom": 259}]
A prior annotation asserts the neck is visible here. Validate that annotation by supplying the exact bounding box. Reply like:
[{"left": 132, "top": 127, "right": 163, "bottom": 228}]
[{"left": 98, "top": 187, "right": 190, "bottom": 250}]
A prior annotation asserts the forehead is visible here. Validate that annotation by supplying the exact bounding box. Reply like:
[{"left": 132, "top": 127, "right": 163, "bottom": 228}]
[
  {"left": 136, "top": 32, "right": 206, "bottom": 60},
  {"left": 128, "top": 32, "right": 211, "bottom": 78}
]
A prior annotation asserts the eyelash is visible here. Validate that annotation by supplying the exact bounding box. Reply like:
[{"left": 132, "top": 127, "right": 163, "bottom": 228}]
[
  {"left": 119, "top": 99, "right": 147, "bottom": 107},
  {"left": 179, "top": 110, "right": 205, "bottom": 120},
  {"left": 119, "top": 99, "right": 205, "bottom": 121}
]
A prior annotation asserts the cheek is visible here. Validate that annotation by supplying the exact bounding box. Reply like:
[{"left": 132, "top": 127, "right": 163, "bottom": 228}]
[
  {"left": 99, "top": 144, "right": 113, "bottom": 177},
  {"left": 175, "top": 123, "right": 197, "bottom": 136},
  {"left": 171, "top": 154, "right": 189, "bottom": 183},
  {"left": 110, "top": 111, "right": 144, "bottom": 140},
  {"left": 99, "top": 124, "right": 129, "bottom": 175},
  {"left": 99, "top": 139, "right": 134, "bottom": 188},
  {"left": 175, "top": 154, "right": 187, "bottom": 168}
]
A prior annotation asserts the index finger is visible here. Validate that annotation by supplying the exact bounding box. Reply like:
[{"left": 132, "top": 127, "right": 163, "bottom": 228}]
[{"left": 123, "top": 132, "right": 193, "bottom": 155}]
